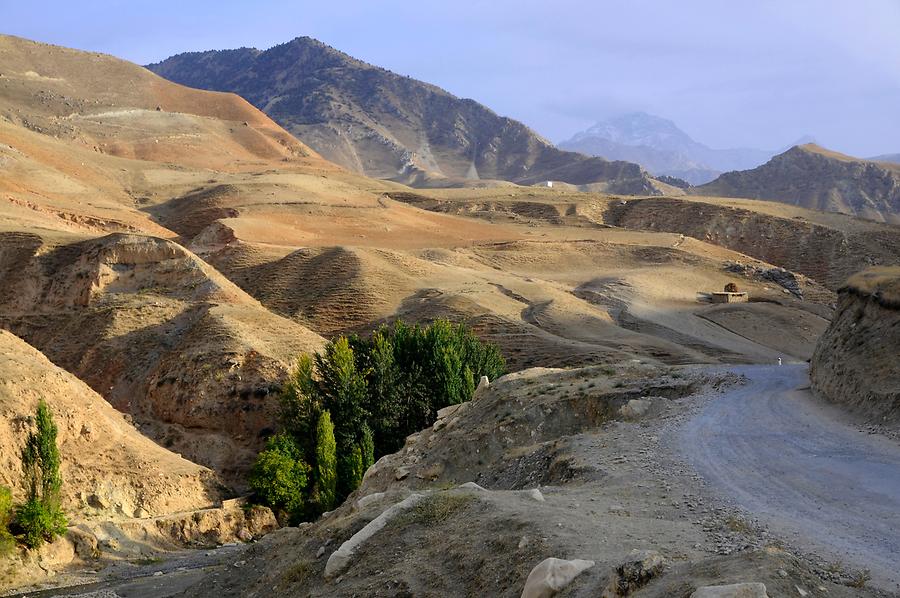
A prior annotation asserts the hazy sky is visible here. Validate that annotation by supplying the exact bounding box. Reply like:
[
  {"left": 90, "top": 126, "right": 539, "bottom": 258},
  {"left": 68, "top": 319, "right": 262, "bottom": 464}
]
[{"left": 5, "top": 0, "right": 899, "bottom": 156}]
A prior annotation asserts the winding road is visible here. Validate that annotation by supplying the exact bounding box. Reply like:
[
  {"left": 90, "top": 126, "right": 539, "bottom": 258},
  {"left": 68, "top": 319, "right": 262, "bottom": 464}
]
[{"left": 679, "top": 365, "right": 900, "bottom": 590}]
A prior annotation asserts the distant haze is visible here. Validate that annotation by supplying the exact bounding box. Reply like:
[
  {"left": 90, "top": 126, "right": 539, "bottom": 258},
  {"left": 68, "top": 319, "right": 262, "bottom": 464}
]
[{"left": 4, "top": 0, "right": 899, "bottom": 157}]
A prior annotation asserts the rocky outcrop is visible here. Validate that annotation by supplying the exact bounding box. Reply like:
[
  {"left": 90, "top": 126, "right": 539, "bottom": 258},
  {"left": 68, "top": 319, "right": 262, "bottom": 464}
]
[
  {"left": 810, "top": 267, "right": 900, "bottom": 422},
  {"left": 146, "top": 38, "right": 663, "bottom": 193},
  {"left": 606, "top": 197, "right": 900, "bottom": 290},
  {"left": 696, "top": 144, "right": 900, "bottom": 224}
]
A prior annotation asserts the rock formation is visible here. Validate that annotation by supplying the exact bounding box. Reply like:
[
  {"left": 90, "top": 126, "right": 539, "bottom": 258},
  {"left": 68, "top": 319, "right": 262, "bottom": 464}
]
[{"left": 810, "top": 267, "right": 900, "bottom": 422}]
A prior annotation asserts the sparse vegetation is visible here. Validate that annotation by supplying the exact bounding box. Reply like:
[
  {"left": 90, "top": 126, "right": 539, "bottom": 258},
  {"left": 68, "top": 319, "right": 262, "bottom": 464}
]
[
  {"left": 403, "top": 492, "right": 474, "bottom": 526},
  {"left": 250, "top": 319, "right": 505, "bottom": 521},
  {"left": 723, "top": 515, "right": 752, "bottom": 534},
  {"left": 849, "top": 569, "right": 872, "bottom": 589},
  {"left": 13, "top": 400, "right": 67, "bottom": 549}
]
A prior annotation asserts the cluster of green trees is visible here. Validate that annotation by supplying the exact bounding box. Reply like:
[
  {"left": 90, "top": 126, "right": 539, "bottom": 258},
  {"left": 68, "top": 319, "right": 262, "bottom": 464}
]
[
  {"left": 250, "top": 319, "right": 505, "bottom": 522},
  {"left": 1, "top": 399, "right": 67, "bottom": 555}
]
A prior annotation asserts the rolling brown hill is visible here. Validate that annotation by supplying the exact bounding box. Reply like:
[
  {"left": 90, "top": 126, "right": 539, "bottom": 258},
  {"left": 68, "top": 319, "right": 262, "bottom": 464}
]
[
  {"left": 0, "top": 329, "right": 223, "bottom": 519},
  {"left": 145, "top": 37, "right": 667, "bottom": 193},
  {"left": 4, "top": 33, "right": 900, "bottom": 596},
  {"left": 696, "top": 144, "right": 900, "bottom": 224},
  {"left": 0, "top": 231, "right": 325, "bottom": 486}
]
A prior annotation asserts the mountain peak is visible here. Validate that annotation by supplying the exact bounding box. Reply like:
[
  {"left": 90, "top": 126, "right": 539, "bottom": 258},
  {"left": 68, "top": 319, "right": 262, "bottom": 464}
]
[
  {"left": 147, "top": 38, "right": 662, "bottom": 193},
  {"left": 570, "top": 111, "right": 695, "bottom": 151},
  {"left": 559, "top": 111, "right": 774, "bottom": 185}
]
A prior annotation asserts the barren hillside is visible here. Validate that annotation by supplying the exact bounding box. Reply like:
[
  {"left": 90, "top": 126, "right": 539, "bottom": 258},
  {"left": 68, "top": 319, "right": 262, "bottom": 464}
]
[
  {"left": 146, "top": 38, "right": 667, "bottom": 193},
  {"left": 0, "top": 330, "right": 222, "bottom": 519},
  {"left": 0, "top": 231, "right": 325, "bottom": 486},
  {"left": 696, "top": 144, "right": 900, "bottom": 224}
]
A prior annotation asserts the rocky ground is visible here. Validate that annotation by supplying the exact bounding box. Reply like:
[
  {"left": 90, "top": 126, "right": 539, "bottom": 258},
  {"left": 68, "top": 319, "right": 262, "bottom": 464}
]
[{"left": 27, "top": 364, "right": 893, "bottom": 597}]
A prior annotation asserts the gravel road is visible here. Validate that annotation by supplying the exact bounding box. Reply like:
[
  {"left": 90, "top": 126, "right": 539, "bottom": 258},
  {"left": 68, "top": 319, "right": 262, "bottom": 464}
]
[{"left": 679, "top": 364, "right": 900, "bottom": 591}]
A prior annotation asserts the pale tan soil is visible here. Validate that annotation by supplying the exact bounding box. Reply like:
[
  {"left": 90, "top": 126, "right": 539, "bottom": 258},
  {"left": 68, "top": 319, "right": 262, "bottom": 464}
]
[
  {"left": 0, "top": 330, "right": 220, "bottom": 518},
  {"left": 0, "top": 330, "right": 238, "bottom": 592}
]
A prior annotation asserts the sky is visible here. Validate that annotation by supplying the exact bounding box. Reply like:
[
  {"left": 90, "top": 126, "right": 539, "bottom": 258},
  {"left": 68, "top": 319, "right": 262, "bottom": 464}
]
[{"left": 4, "top": 0, "right": 899, "bottom": 157}]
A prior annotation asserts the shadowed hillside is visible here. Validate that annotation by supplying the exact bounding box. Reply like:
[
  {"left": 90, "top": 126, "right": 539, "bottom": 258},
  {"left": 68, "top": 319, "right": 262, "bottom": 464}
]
[{"left": 146, "top": 38, "right": 666, "bottom": 193}]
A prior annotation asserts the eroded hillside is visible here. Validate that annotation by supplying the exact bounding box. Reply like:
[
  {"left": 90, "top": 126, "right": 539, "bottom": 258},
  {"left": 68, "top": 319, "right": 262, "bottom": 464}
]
[
  {"left": 696, "top": 144, "right": 900, "bottom": 224},
  {"left": 2, "top": 33, "right": 900, "bottom": 597},
  {"left": 811, "top": 267, "right": 900, "bottom": 423},
  {"left": 145, "top": 38, "right": 667, "bottom": 192}
]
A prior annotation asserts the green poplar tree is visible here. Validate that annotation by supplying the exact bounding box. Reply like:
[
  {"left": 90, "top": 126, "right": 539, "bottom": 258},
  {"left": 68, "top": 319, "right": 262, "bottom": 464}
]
[
  {"left": 16, "top": 400, "right": 67, "bottom": 549},
  {"left": 314, "top": 410, "right": 338, "bottom": 512}
]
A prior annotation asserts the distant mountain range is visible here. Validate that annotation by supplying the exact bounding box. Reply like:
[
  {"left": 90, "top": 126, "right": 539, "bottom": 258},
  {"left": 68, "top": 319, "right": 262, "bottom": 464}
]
[
  {"left": 870, "top": 153, "right": 900, "bottom": 165},
  {"left": 559, "top": 112, "right": 797, "bottom": 185},
  {"left": 147, "top": 38, "right": 666, "bottom": 194},
  {"left": 696, "top": 144, "right": 900, "bottom": 224}
]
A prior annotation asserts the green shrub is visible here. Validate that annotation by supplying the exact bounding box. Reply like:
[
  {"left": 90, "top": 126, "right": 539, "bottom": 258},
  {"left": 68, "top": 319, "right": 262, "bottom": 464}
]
[
  {"left": 0, "top": 486, "right": 14, "bottom": 556},
  {"left": 338, "top": 444, "right": 365, "bottom": 499},
  {"left": 313, "top": 411, "right": 337, "bottom": 512},
  {"left": 249, "top": 433, "right": 309, "bottom": 519},
  {"left": 15, "top": 399, "right": 66, "bottom": 549},
  {"left": 15, "top": 498, "right": 66, "bottom": 550}
]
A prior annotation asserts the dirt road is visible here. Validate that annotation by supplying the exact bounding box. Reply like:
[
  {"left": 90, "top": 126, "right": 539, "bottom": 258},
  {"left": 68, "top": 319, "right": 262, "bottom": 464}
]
[{"left": 678, "top": 364, "right": 900, "bottom": 591}]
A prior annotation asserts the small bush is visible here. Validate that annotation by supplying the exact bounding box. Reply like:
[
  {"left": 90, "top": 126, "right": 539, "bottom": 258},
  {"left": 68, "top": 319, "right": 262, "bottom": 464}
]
[
  {"left": 404, "top": 493, "right": 474, "bottom": 526},
  {"left": 249, "top": 433, "right": 309, "bottom": 519},
  {"left": 849, "top": 569, "right": 872, "bottom": 588},
  {"left": 15, "top": 498, "right": 66, "bottom": 550},
  {"left": 0, "top": 486, "right": 14, "bottom": 556}
]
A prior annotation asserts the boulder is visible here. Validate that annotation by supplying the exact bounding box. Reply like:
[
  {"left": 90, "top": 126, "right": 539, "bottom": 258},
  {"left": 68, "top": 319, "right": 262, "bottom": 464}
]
[
  {"left": 619, "top": 399, "right": 652, "bottom": 420},
  {"left": 355, "top": 491, "right": 386, "bottom": 510},
  {"left": 325, "top": 493, "right": 424, "bottom": 578},
  {"left": 691, "top": 583, "right": 769, "bottom": 598},
  {"left": 68, "top": 528, "right": 100, "bottom": 560},
  {"left": 521, "top": 557, "right": 595, "bottom": 598},
  {"left": 36, "top": 536, "right": 75, "bottom": 570},
  {"left": 603, "top": 549, "right": 666, "bottom": 595},
  {"left": 458, "top": 482, "right": 487, "bottom": 492},
  {"left": 524, "top": 488, "right": 545, "bottom": 502}
]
